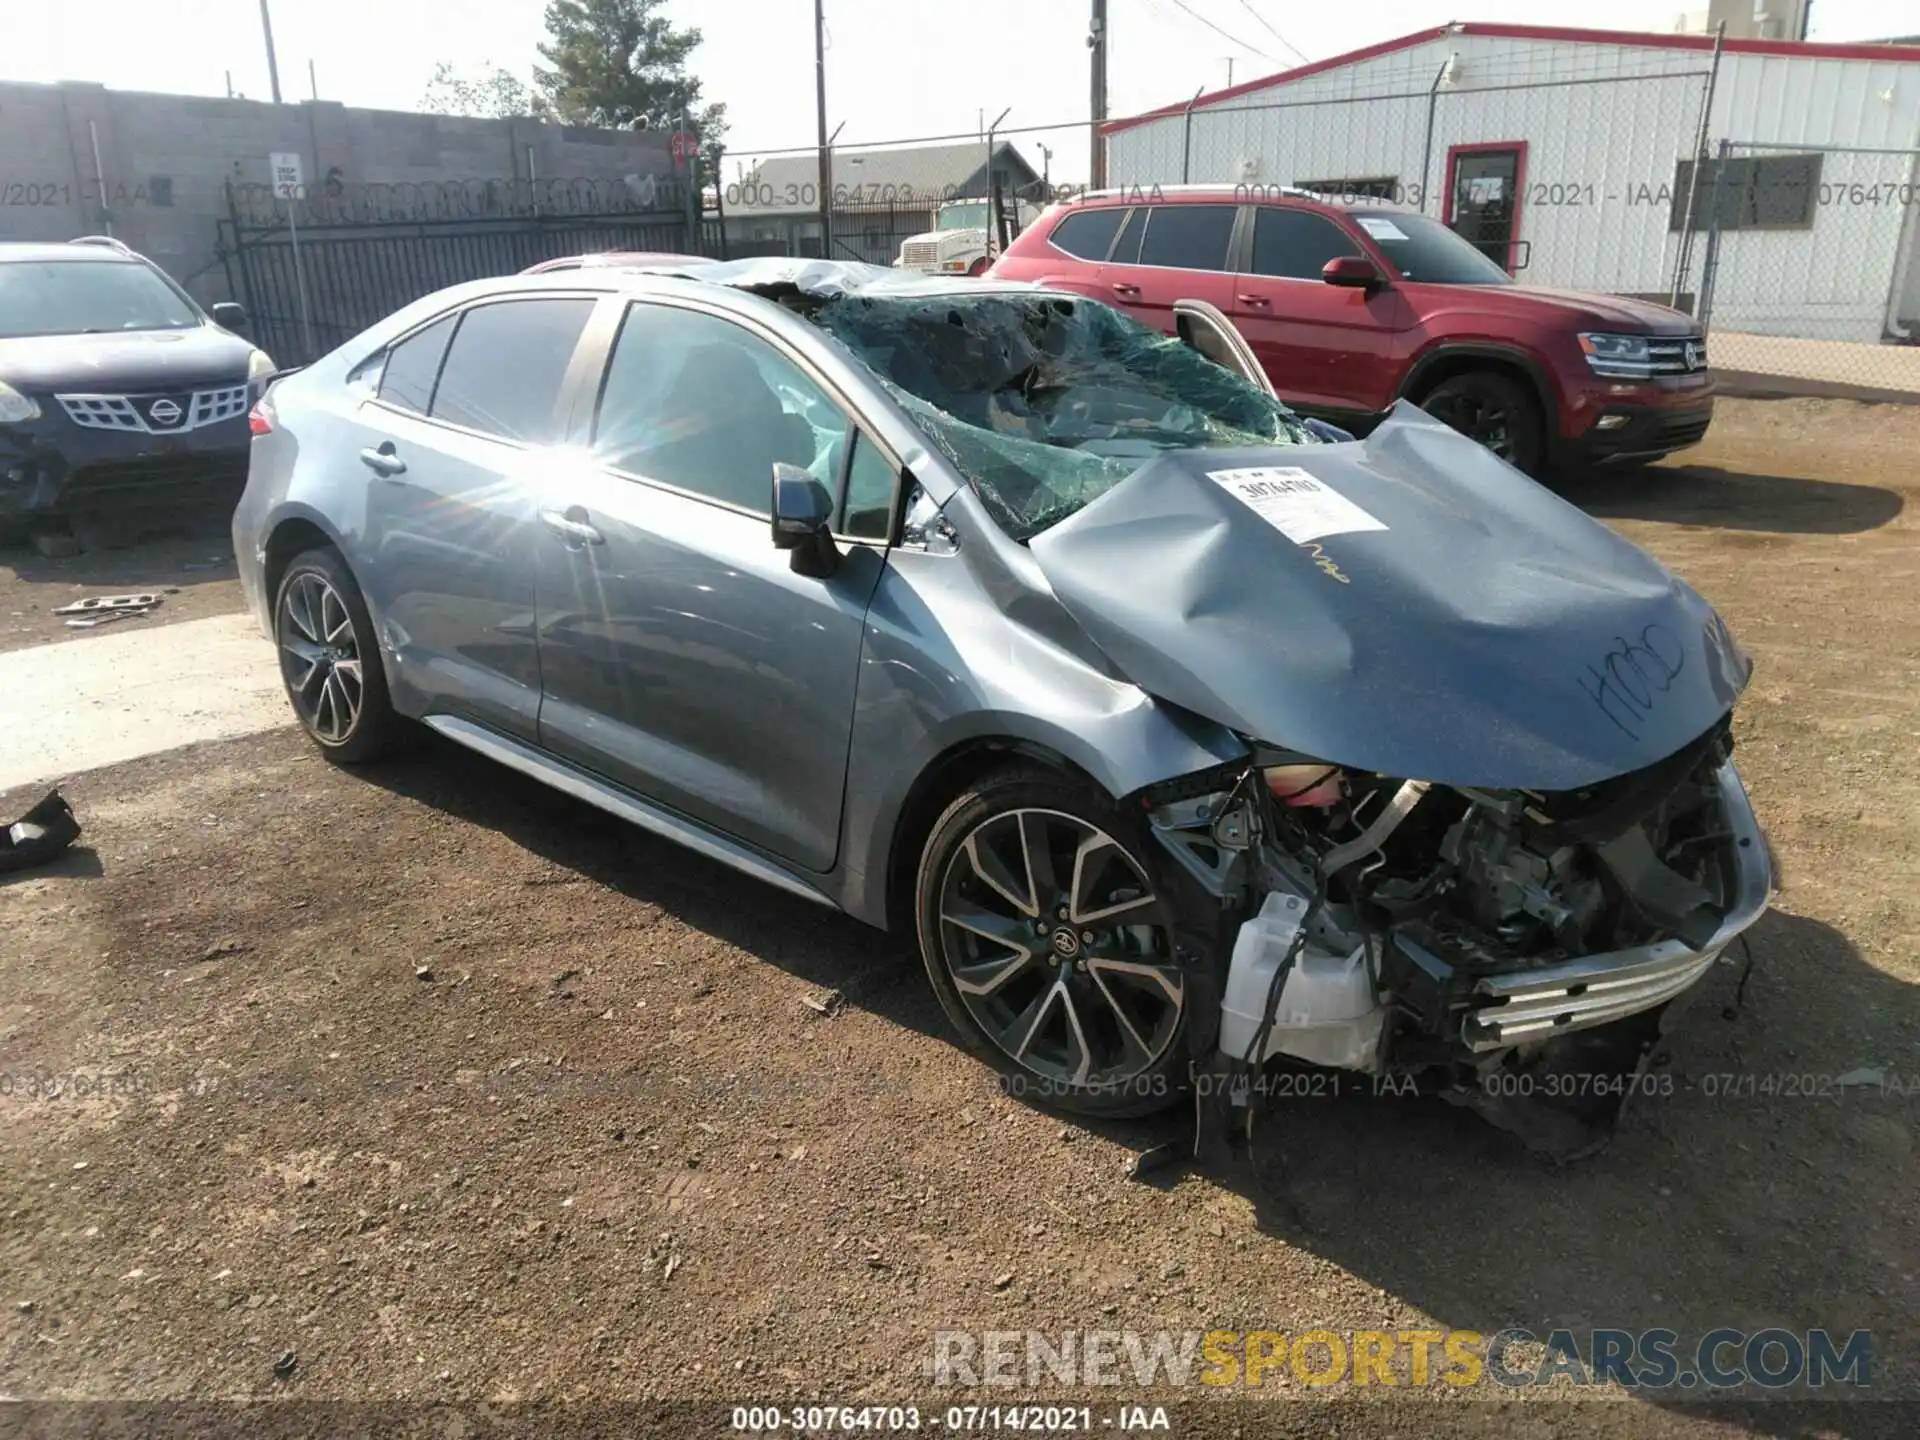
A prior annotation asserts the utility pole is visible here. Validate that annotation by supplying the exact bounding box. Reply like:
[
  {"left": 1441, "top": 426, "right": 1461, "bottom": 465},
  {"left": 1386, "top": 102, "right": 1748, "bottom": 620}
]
[
  {"left": 814, "top": 0, "right": 832, "bottom": 257},
  {"left": 1088, "top": 0, "right": 1108, "bottom": 190},
  {"left": 258, "top": 0, "right": 284, "bottom": 103}
]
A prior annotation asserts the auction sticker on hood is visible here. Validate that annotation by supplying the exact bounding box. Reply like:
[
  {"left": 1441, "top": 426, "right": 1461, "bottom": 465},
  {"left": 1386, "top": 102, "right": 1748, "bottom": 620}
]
[{"left": 1207, "top": 466, "right": 1389, "bottom": 544}]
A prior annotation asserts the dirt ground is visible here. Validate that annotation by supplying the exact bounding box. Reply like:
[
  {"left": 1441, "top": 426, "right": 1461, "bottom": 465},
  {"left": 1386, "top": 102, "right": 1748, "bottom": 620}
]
[
  {"left": 1, "top": 398, "right": 1917, "bottom": 1436},
  {"left": 0, "top": 512, "right": 242, "bottom": 654}
]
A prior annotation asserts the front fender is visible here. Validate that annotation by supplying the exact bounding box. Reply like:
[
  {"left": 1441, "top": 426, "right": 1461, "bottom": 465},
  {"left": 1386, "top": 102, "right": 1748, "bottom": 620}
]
[{"left": 832, "top": 540, "right": 1246, "bottom": 928}]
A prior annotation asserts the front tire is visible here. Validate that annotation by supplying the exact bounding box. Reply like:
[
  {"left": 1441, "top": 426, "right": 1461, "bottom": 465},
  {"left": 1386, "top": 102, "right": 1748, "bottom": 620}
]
[
  {"left": 1419, "top": 370, "right": 1547, "bottom": 477},
  {"left": 914, "top": 765, "right": 1189, "bottom": 1117},
  {"left": 274, "top": 545, "right": 405, "bottom": 764}
]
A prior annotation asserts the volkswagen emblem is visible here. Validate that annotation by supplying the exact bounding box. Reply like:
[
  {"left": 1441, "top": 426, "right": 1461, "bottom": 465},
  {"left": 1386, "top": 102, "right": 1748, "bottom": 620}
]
[{"left": 147, "top": 397, "right": 184, "bottom": 426}]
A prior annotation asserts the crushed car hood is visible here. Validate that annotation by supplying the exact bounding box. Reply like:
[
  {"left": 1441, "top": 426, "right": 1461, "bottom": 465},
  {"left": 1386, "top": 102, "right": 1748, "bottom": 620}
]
[{"left": 1028, "top": 403, "right": 1751, "bottom": 790}]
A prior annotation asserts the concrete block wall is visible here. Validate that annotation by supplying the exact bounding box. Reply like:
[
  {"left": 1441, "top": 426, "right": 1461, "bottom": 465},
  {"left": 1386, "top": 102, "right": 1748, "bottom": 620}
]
[{"left": 0, "top": 80, "right": 677, "bottom": 306}]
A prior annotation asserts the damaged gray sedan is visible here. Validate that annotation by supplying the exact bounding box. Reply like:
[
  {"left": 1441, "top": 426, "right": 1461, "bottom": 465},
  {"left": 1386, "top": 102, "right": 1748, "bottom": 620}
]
[{"left": 234, "top": 259, "right": 1770, "bottom": 1147}]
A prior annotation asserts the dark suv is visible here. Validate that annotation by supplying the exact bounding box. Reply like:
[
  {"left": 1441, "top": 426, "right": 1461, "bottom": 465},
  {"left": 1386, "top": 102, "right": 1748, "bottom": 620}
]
[
  {"left": 0, "top": 238, "right": 273, "bottom": 544},
  {"left": 990, "top": 186, "right": 1712, "bottom": 475}
]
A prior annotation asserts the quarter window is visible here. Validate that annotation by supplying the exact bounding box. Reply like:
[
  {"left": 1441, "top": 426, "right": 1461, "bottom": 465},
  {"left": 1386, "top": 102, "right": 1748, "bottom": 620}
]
[
  {"left": 839, "top": 432, "right": 897, "bottom": 541},
  {"left": 377, "top": 313, "right": 456, "bottom": 416},
  {"left": 1249, "top": 208, "right": 1363, "bottom": 280},
  {"left": 595, "top": 303, "right": 849, "bottom": 515},
  {"left": 429, "top": 298, "right": 594, "bottom": 443}
]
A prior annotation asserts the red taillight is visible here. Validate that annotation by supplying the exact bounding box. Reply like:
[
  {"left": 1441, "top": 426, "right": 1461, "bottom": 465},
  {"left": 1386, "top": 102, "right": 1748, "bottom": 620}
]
[{"left": 248, "top": 398, "right": 275, "bottom": 435}]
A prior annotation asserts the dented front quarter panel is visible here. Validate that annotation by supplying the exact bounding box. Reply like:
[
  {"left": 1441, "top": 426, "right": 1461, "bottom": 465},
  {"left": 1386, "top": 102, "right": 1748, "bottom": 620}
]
[
  {"left": 1030, "top": 402, "right": 1752, "bottom": 791},
  {"left": 834, "top": 480, "right": 1249, "bottom": 927}
]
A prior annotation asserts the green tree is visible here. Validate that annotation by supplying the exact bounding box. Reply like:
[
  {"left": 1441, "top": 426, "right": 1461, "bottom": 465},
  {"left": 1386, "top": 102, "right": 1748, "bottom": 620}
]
[
  {"left": 534, "top": 0, "right": 727, "bottom": 142},
  {"left": 420, "top": 62, "right": 550, "bottom": 120}
]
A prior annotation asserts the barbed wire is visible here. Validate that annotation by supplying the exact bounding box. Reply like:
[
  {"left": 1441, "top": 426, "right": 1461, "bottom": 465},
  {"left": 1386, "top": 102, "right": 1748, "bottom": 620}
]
[{"left": 719, "top": 67, "right": 1713, "bottom": 161}]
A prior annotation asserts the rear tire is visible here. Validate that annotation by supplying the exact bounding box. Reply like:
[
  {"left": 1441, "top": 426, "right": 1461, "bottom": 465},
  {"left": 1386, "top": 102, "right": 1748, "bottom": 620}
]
[
  {"left": 914, "top": 765, "right": 1189, "bottom": 1118},
  {"left": 1418, "top": 370, "right": 1547, "bottom": 477},
  {"left": 273, "top": 545, "right": 406, "bottom": 764}
]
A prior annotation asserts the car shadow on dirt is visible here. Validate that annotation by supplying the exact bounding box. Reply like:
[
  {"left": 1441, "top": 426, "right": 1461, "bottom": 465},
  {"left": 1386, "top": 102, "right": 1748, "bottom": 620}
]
[
  {"left": 358, "top": 738, "right": 1917, "bottom": 1407},
  {"left": 1555, "top": 463, "right": 1905, "bottom": 535},
  {"left": 0, "top": 520, "right": 237, "bottom": 589},
  {"left": 357, "top": 730, "right": 938, "bottom": 1017}
]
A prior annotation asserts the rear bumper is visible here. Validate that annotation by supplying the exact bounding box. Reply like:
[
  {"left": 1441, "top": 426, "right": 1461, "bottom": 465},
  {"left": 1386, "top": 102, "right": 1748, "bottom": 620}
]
[{"left": 0, "top": 418, "right": 251, "bottom": 518}]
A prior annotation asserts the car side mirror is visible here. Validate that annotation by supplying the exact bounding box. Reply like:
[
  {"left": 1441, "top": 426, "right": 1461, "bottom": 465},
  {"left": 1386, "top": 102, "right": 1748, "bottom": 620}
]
[
  {"left": 1322, "top": 256, "right": 1383, "bottom": 290},
  {"left": 771, "top": 462, "right": 839, "bottom": 578},
  {"left": 210, "top": 301, "right": 249, "bottom": 331}
]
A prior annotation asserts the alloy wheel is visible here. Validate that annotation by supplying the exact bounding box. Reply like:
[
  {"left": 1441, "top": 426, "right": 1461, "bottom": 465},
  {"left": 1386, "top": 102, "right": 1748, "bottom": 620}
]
[
  {"left": 278, "top": 572, "right": 364, "bottom": 745},
  {"left": 936, "top": 808, "right": 1183, "bottom": 1089},
  {"left": 1426, "top": 392, "right": 1514, "bottom": 460}
]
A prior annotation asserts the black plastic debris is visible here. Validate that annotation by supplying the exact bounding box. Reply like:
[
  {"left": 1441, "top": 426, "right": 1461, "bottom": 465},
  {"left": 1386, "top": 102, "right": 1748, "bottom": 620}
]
[{"left": 0, "top": 790, "right": 81, "bottom": 873}]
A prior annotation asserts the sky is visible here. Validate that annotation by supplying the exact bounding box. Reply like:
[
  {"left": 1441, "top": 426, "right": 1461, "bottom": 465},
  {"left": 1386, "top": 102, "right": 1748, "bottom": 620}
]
[{"left": 6, "top": 0, "right": 1917, "bottom": 185}]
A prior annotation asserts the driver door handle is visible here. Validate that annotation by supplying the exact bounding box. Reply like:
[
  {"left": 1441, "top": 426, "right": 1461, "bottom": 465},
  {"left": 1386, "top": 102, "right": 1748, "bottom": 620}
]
[
  {"left": 359, "top": 443, "right": 406, "bottom": 476},
  {"left": 1110, "top": 282, "right": 1141, "bottom": 298},
  {"left": 540, "top": 508, "right": 604, "bottom": 546},
  {"left": 1238, "top": 294, "right": 1271, "bottom": 307}
]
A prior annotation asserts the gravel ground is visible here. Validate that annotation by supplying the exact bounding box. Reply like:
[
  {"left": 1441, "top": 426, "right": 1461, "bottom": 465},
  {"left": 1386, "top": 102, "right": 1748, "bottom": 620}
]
[{"left": 1, "top": 399, "right": 1916, "bottom": 1437}]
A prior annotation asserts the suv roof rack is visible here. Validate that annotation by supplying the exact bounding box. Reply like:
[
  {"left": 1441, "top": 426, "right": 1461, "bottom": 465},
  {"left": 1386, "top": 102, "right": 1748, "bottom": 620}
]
[
  {"left": 1067, "top": 182, "right": 1319, "bottom": 202},
  {"left": 69, "top": 235, "right": 135, "bottom": 256}
]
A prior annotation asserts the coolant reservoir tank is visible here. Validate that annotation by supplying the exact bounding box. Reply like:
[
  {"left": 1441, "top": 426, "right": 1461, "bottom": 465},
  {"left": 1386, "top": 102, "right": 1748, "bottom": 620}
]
[{"left": 1219, "top": 891, "right": 1385, "bottom": 1071}]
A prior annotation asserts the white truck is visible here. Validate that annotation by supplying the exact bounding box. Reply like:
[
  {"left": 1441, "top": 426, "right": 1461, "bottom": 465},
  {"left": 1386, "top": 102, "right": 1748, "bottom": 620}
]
[{"left": 893, "top": 199, "right": 1039, "bottom": 277}]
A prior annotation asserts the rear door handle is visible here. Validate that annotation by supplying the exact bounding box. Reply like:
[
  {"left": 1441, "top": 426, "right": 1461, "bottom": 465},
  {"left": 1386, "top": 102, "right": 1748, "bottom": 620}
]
[
  {"left": 1238, "top": 294, "right": 1271, "bottom": 307},
  {"left": 540, "top": 507, "right": 604, "bottom": 546},
  {"left": 359, "top": 443, "right": 406, "bottom": 476},
  {"left": 1110, "top": 282, "right": 1141, "bottom": 298}
]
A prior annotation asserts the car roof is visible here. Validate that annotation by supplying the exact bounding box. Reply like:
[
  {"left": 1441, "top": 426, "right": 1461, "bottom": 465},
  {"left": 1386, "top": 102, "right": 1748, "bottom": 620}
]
[
  {"left": 499, "top": 256, "right": 1042, "bottom": 304},
  {"left": 0, "top": 240, "right": 144, "bottom": 264},
  {"left": 1065, "top": 184, "right": 1414, "bottom": 213},
  {"left": 519, "top": 251, "right": 699, "bottom": 275}
]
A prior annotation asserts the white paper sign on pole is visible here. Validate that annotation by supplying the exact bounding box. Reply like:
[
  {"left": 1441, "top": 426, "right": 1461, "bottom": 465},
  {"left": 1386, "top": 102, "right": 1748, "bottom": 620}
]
[{"left": 270, "top": 152, "right": 305, "bottom": 199}]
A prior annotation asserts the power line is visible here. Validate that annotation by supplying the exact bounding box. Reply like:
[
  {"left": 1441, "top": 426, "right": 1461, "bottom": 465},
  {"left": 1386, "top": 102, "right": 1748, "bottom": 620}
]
[
  {"left": 1234, "top": 0, "right": 1310, "bottom": 66},
  {"left": 1156, "top": 0, "right": 1277, "bottom": 62}
]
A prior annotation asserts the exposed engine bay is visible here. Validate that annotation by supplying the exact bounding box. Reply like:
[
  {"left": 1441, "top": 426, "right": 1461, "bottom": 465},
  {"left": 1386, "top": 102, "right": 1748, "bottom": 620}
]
[{"left": 1143, "top": 717, "right": 1772, "bottom": 1155}]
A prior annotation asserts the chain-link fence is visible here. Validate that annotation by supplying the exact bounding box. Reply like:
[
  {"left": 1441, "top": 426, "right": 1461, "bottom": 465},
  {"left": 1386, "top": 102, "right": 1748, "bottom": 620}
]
[{"left": 1697, "top": 139, "right": 1920, "bottom": 393}]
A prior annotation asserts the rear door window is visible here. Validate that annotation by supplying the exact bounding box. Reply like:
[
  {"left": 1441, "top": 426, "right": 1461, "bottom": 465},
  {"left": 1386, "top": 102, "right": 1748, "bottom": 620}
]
[
  {"left": 1048, "top": 207, "right": 1127, "bottom": 261},
  {"left": 1136, "top": 204, "right": 1237, "bottom": 271},
  {"left": 1249, "top": 208, "right": 1363, "bottom": 279},
  {"left": 429, "top": 297, "right": 595, "bottom": 444},
  {"left": 377, "top": 313, "right": 457, "bottom": 415}
]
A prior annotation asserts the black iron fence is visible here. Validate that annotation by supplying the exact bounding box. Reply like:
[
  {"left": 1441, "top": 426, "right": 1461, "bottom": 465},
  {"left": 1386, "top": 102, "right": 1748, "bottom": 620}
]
[
  {"left": 221, "top": 181, "right": 701, "bottom": 365},
  {"left": 219, "top": 178, "right": 1039, "bottom": 367}
]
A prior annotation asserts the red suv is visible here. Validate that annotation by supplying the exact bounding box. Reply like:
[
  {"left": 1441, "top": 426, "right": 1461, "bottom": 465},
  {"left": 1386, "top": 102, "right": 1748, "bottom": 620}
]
[{"left": 989, "top": 186, "right": 1713, "bottom": 475}]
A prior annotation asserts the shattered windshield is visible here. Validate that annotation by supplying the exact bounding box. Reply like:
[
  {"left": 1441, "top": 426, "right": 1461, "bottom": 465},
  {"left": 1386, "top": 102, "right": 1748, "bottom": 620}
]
[{"left": 813, "top": 290, "right": 1313, "bottom": 540}]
